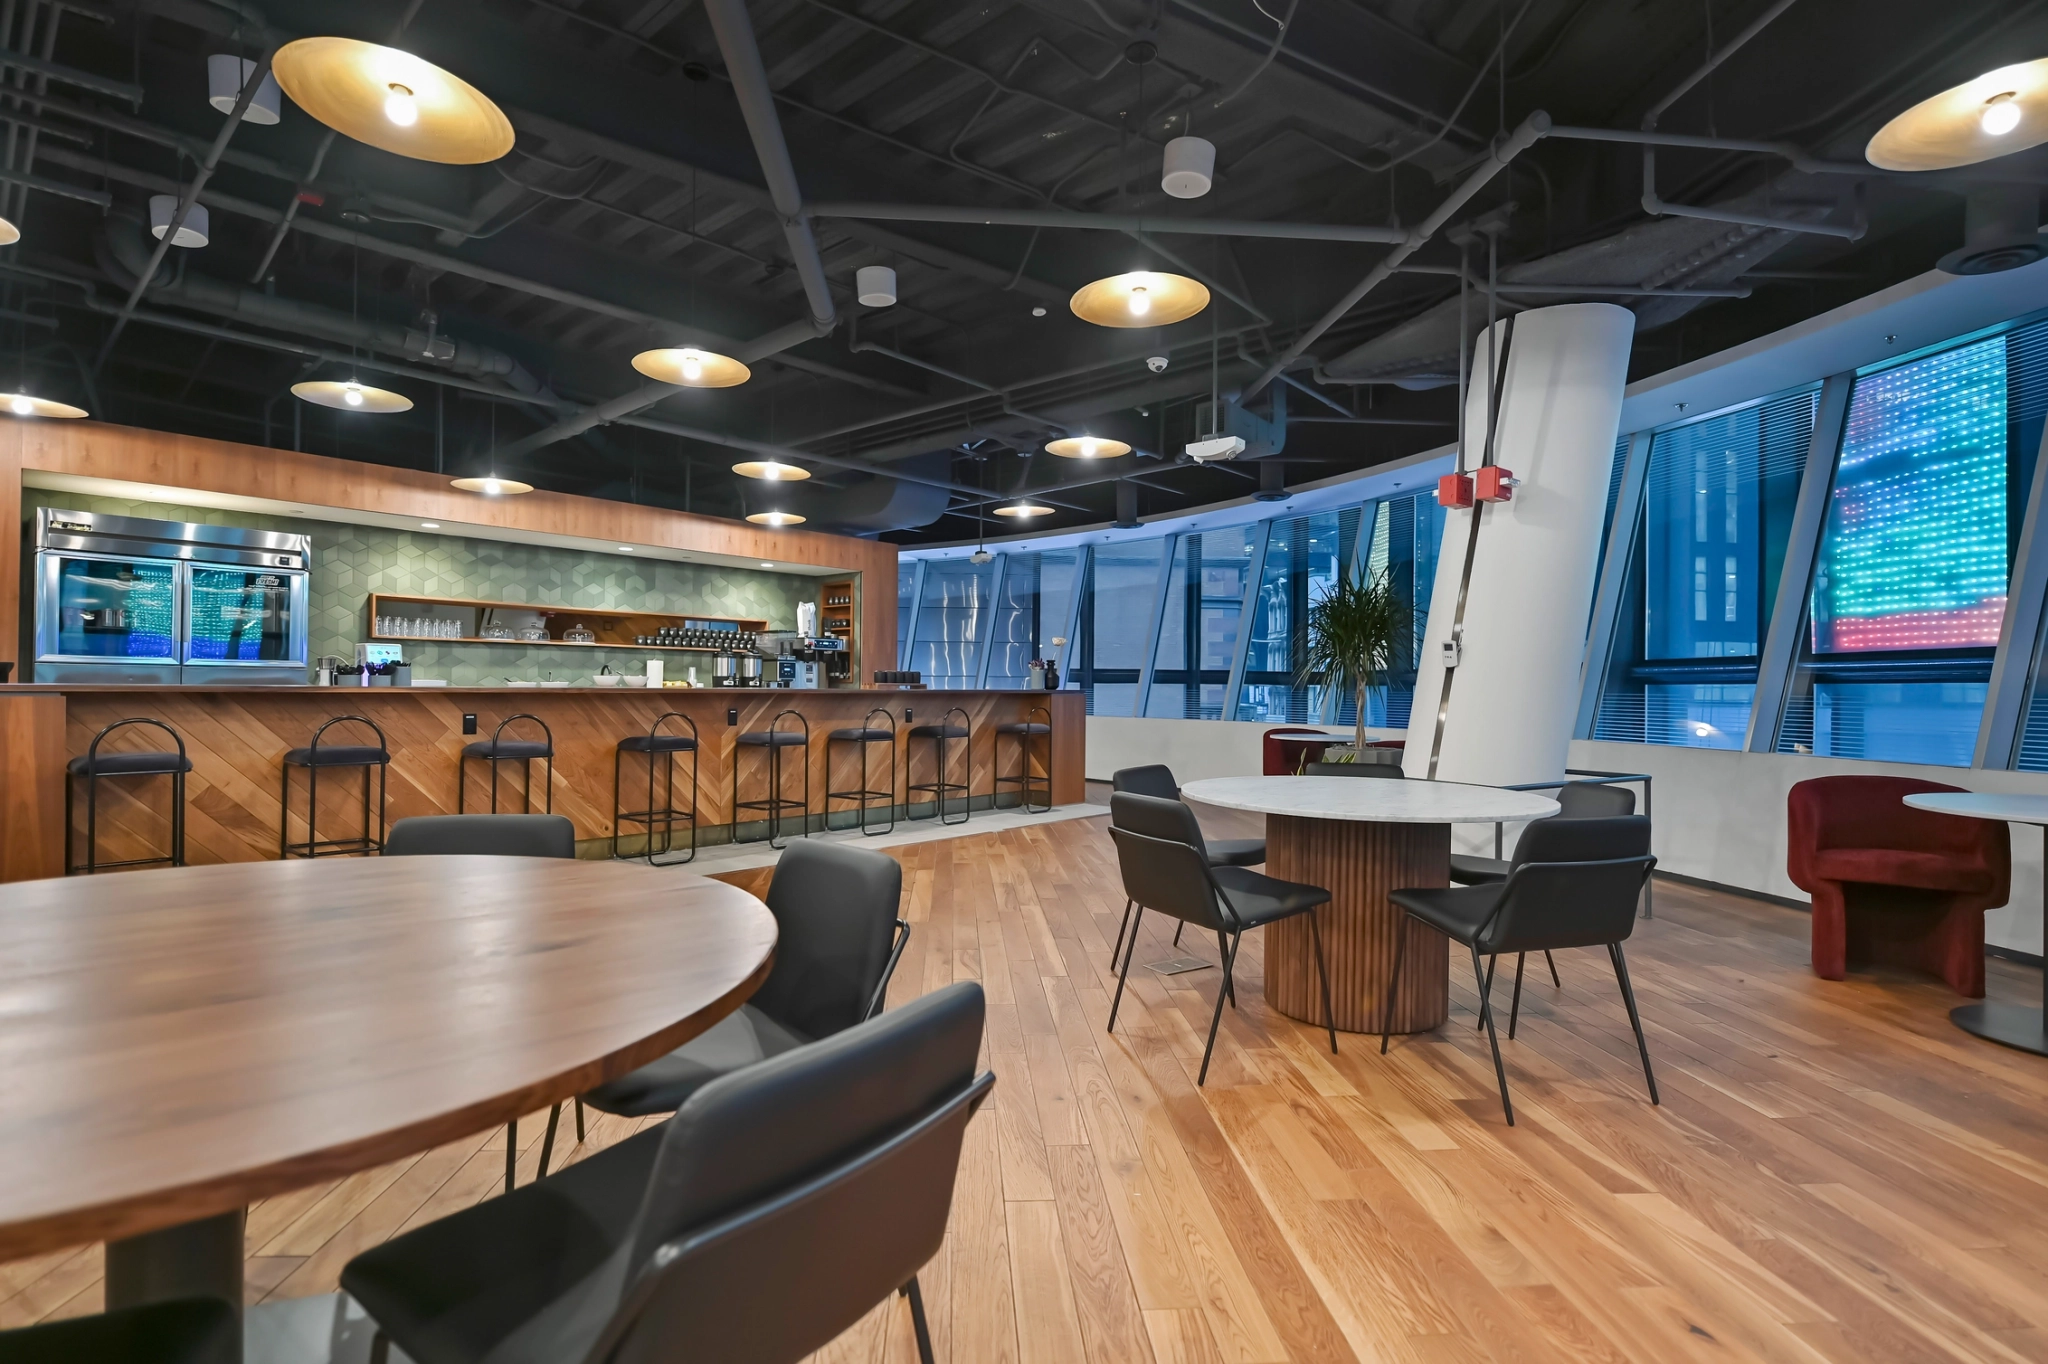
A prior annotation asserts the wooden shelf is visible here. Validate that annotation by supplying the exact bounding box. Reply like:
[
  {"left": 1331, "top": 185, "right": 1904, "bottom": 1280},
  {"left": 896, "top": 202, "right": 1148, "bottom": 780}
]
[{"left": 368, "top": 592, "right": 768, "bottom": 651}]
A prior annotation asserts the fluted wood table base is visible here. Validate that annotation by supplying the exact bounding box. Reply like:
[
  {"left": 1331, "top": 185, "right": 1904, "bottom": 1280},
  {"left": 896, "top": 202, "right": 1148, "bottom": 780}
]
[{"left": 1263, "top": 814, "right": 1450, "bottom": 1034}]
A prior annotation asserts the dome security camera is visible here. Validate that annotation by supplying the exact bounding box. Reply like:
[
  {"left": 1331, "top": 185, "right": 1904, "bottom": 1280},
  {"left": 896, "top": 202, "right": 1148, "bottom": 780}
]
[{"left": 1145, "top": 355, "right": 1168, "bottom": 373}]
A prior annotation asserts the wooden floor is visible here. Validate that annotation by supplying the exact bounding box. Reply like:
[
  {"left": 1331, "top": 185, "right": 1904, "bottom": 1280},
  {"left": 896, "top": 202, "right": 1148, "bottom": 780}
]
[{"left": 6, "top": 807, "right": 2048, "bottom": 1364}]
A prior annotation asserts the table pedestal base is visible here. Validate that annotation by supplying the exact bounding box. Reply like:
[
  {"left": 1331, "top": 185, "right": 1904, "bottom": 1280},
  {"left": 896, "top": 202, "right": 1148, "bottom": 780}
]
[
  {"left": 1951, "top": 1002, "right": 2048, "bottom": 1056},
  {"left": 1264, "top": 815, "right": 1449, "bottom": 1034},
  {"left": 107, "top": 1208, "right": 246, "bottom": 1361}
]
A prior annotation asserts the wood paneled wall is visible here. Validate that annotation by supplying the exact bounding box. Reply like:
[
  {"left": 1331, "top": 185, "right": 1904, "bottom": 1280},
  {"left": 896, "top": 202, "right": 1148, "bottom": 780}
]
[
  {"left": 5, "top": 418, "right": 897, "bottom": 679},
  {"left": 0, "top": 692, "right": 64, "bottom": 880},
  {"left": 54, "top": 687, "right": 1082, "bottom": 868}
]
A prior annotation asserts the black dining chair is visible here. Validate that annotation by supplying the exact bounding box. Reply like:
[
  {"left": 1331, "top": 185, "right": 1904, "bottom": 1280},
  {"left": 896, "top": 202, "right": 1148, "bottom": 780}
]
[
  {"left": 0, "top": 1297, "right": 238, "bottom": 1364},
  {"left": 1451, "top": 779, "right": 1639, "bottom": 994},
  {"left": 340, "top": 981, "right": 995, "bottom": 1364},
  {"left": 1108, "top": 764, "right": 1266, "bottom": 966},
  {"left": 384, "top": 812, "right": 576, "bottom": 1190},
  {"left": 1383, "top": 815, "right": 1658, "bottom": 1125},
  {"left": 1106, "top": 792, "right": 1337, "bottom": 1085},
  {"left": 571, "top": 839, "right": 911, "bottom": 1142}
]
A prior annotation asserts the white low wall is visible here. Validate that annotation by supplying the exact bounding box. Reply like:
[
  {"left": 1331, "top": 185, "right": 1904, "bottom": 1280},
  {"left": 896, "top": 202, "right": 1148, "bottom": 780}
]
[
  {"left": 1571, "top": 738, "right": 2046, "bottom": 956},
  {"left": 1084, "top": 717, "right": 1402, "bottom": 785}
]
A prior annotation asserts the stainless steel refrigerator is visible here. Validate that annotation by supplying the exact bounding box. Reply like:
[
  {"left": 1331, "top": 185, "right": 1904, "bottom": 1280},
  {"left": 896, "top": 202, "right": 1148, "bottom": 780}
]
[{"left": 33, "top": 508, "right": 311, "bottom": 684}]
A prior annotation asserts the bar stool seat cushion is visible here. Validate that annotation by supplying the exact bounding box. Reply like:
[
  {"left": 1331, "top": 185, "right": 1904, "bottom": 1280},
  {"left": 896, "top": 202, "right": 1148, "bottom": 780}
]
[
  {"left": 1449, "top": 853, "right": 1512, "bottom": 885},
  {"left": 996, "top": 721, "right": 1051, "bottom": 735},
  {"left": 616, "top": 733, "right": 698, "bottom": 753},
  {"left": 828, "top": 727, "right": 894, "bottom": 742},
  {"left": 284, "top": 743, "right": 390, "bottom": 768},
  {"left": 67, "top": 750, "right": 192, "bottom": 777},
  {"left": 463, "top": 739, "right": 553, "bottom": 760},
  {"left": 581, "top": 1004, "right": 810, "bottom": 1117},
  {"left": 908, "top": 724, "right": 968, "bottom": 740},
  {"left": 1207, "top": 837, "right": 1267, "bottom": 868},
  {"left": 1211, "top": 865, "right": 1332, "bottom": 928},
  {"left": 737, "top": 731, "right": 807, "bottom": 747}
]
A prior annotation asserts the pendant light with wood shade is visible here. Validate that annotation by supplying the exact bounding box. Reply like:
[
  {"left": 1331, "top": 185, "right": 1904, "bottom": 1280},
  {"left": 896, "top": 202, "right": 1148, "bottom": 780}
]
[
  {"left": 746, "top": 510, "right": 806, "bottom": 526},
  {"left": 993, "top": 501, "right": 1053, "bottom": 518},
  {"left": 1045, "top": 434, "right": 1131, "bottom": 459},
  {"left": 0, "top": 393, "right": 85, "bottom": 419},
  {"left": 450, "top": 475, "right": 534, "bottom": 495},
  {"left": 0, "top": 217, "right": 18, "bottom": 247},
  {"left": 1069, "top": 270, "right": 1209, "bottom": 328},
  {"left": 272, "top": 37, "right": 514, "bottom": 164},
  {"left": 291, "top": 379, "right": 412, "bottom": 412},
  {"left": 633, "top": 346, "right": 751, "bottom": 388},
  {"left": 1867, "top": 58, "right": 2048, "bottom": 169},
  {"left": 733, "top": 460, "right": 810, "bottom": 480}
]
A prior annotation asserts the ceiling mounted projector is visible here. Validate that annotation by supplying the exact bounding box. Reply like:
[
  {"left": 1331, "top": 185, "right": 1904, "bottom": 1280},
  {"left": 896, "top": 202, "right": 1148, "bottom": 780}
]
[{"left": 1185, "top": 434, "right": 1247, "bottom": 462}]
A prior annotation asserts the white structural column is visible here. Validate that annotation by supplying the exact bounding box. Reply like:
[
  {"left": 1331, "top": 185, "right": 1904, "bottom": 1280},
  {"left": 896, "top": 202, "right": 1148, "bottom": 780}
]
[{"left": 1405, "top": 302, "right": 1636, "bottom": 787}]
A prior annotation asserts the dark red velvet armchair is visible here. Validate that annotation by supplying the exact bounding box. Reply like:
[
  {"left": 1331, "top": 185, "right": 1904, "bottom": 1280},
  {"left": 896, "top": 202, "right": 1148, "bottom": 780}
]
[{"left": 1786, "top": 776, "right": 2009, "bottom": 997}]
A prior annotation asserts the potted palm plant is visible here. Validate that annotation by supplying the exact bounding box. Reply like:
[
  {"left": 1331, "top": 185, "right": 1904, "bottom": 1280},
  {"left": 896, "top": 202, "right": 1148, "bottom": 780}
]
[{"left": 1296, "top": 569, "right": 1411, "bottom": 765}]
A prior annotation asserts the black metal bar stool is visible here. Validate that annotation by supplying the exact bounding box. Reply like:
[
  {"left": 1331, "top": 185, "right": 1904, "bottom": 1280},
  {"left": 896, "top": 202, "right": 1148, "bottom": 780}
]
[
  {"left": 614, "top": 711, "right": 700, "bottom": 865},
  {"left": 906, "top": 706, "right": 972, "bottom": 826},
  {"left": 459, "top": 713, "right": 555, "bottom": 814},
  {"left": 67, "top": 717, "right": 191, "bottom": 875},
  {"left": 825, "top": 708, "right": 898, "bottom": 835},
  {"left": 732, "top": 709, "right": 810, "bottom": 849},
  {"left": 281, "top": 715, "right": 391, "bottom": 859},
  {"left": 994, "top": 704, "right": 1053, "bottom": 814}
]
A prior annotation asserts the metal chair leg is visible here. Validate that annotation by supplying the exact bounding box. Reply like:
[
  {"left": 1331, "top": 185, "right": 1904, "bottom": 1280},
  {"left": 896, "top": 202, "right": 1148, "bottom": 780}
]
[
  {"left": 536, "top": 1102, "right": 561, "bottom": 1180},
  {"left": 1381, "top": 916, "right": 1410, "bottom": 1055},
  {"left": 504, "top": 1117, "right": 517, "bottom": 1194},
  {"left": 1477, "top": 954, "right": 1496, "bottom": 1031},
  {"left": 1509, "top": 952, "right": 1527, "bottom": 1040},
  {"left": 1107, "top": 904, "right": 1142, "bottom": 1034},
  {"left": 1544, "top": 949, "right": 1561, "bottom": 988},
  {"left": 1307, "top": 909, "right": 1339, "bottom": 1056},
  {"left": 1109, "top": 898, "right": 1134, "bottom": 971},
  {"left": 1470, "top": 942, "right": 1514, "bottom": 1125},
  {"left": 1216, "top": 931, "right": 1236, "bottom": 1007},
  {"left": 574, "top": 1098, "right": 586, "bottom": 1142},
  {"left": 1172, "top": 921, "right": 1186, "bottom": 948},
  {"left": 1197, "top": 932, "right": 1240, "bottom": 1086},
  {"left": 1610, "top": 942, "right": 1659, "bottom": 1105},
  {"left": 905, "top": 1275, "right": 937, "bottom": 1364}
]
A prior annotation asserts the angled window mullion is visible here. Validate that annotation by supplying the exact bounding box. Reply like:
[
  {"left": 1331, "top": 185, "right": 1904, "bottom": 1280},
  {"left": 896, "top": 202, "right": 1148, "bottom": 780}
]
[
  {"left": 974, "top": 552, "right": 1009, "bottom": 688},
  {"left": 1135, "top": 534, "right": 1179, "bottom": 717},
  {"left": 1225, "top": 519, "right": 1272, "bottom": 718},
  {"left": 1746, "top": 371, "right": 1853, "bottom": 752},
  {"left": 1976, "top": 417, "right": 2048, "bottom": 767},
  {"left": 1059, "top": 544, "right": 1090, "bottom": 689},
  {"left": 1576, "top": 432, "right": 1651, "bottom": 738},
  {"left": 901, "top": 558, "right": 926, "bottom": 672}
]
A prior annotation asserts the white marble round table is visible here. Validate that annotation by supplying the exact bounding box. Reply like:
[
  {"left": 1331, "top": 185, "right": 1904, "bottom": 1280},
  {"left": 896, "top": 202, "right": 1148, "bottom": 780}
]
[
  {"left": 1181, "top": 778, "right": 1559, "bottom": 1032},
  {"left": 1904, "top": 791, "right": 2048, "bottom": 1057}
]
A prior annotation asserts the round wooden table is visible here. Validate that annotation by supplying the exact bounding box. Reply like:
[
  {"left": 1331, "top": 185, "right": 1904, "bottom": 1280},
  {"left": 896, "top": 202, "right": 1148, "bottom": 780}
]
[
  {"left": 1180, "top": 777, "right": 1558, "bottom": 1033},
  {"left": 0, "top": 856, "right": 776, "bottom": 1353},
  {"left": 1904, "top": 791, "right": 2048, "bottom": 1057}
]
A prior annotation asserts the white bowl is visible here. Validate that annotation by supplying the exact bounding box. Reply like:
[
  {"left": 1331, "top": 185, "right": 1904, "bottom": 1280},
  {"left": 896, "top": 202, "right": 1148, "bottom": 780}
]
[
  {"left": 591, "top": 674, "right": 622, "bottom": 687},
  {"left": 620, "top": 675, "right": 649, "bottom": 688},
  {"left": 507, "top": 679, "right": 537, "bottom": 688}
]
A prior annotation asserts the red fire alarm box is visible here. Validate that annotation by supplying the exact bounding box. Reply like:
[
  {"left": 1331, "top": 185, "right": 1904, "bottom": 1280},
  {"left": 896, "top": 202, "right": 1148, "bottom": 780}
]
[
  {"left": 1437, "top": 472, "right": 1474, "bottom": 508},
  {"left": 1475, "top": 466, "right": 1518, "bottom": 502}
]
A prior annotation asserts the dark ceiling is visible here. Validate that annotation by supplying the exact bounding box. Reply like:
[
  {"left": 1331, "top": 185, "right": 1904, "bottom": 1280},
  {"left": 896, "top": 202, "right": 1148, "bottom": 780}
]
[{"left": 2, "top": 0, "right": 2046, "bottom": 541}]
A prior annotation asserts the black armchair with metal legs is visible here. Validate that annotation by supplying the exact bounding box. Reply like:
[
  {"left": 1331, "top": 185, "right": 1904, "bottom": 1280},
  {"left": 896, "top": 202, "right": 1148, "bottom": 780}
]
[
  {"left": 341, "top": 982, "right": 994, "bottom": 1364},
  {"left": 384, "top": 812, "right": 577, "bottom": 1192},
  {"left": 1107, "top": 764, "right": 1266, "bottom": 966},
  {"left": 1105, "top": 792, "right": 1336, "bottom": 1086},
  {"left": 1452, "top": 779, "right": 1639, "bottom": 1000},
  {"left": 1382, "top": 815, "right": 1658, "bottom": 1126},
  {"left": 826, "top": 707, "right": 898, "bottom": 835},
  {"left": 613, "top": 710, "right": 700, "bottom": 865},
  {"left": 573, "top": 839, "right": 911, "bottom": 1141},
  {"left": 0, "top": 1296, "right": 238, "bottom": 1364}
]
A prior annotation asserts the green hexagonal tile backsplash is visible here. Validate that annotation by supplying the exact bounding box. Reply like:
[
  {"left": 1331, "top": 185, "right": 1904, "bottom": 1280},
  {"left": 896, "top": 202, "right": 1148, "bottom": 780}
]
[{"left": 27, "top": 491, "right": 809, "bottom": 685}]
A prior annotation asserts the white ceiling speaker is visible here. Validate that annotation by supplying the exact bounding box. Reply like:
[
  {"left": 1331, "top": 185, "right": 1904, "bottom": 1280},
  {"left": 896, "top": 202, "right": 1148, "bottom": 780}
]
[
  {"left": 207, "top": 54, "right": 282, "bottom": 124},
  {"left": 148, "top": 195, "right": 210, "bottom": 248},
  {"left": 856, "top": 264, "right": 897, "bottom": 307},
  {"left": 1161, "top": 136, "right": 1215, "bottom": 199}
]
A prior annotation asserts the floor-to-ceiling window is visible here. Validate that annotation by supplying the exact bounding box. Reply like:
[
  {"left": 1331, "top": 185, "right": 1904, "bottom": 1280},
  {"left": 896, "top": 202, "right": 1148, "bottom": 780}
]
[
  {"left": 1236, "top": 507, "right": 1359, "bottom": 723},
  {"left": 1776, "top": 330, "right": 2036, "bottom": 765},
  {"left": 1077, "top": 537, "right": 1168, "bottom": 715},
  {"left": 904, "top": 556, "right": 996, "bottom": 688},
  {"left": 1146, "top": 526, "right": 1255, "bottom": 718},
  {"left": 1592, "top": 388, "right": 1814, "bottom": 748}
]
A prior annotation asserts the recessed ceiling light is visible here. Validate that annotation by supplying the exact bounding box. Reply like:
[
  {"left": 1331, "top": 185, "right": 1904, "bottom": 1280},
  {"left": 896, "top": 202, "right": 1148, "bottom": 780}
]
[
  {"left": 1031, "top": 305, "right": 1047, "bottom": 317},
  {"left": 419, "top": 521, "right": 440, "bottom": 529},
  {"left": 617, "top": 545, "right": 635, "bottom": 552},
  {"left": 271, "top": 37, "right": 514, "bottom": 164},
  {"left": 761, "top": 561, "right": 775, "bottom": 568},
  {"left": 733, "top": 460, "right": 810, "bottom": 481}
]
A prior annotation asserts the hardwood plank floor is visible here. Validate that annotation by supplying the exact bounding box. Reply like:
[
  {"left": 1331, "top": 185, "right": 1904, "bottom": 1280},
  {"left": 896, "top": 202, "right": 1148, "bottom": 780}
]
[{"left": 4, "top": 807, "right": 2045, "bottom": 1363}]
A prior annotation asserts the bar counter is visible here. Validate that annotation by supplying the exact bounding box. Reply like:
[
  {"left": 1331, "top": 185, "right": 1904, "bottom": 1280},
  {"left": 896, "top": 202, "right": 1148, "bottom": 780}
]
[{"left": 0, "top": 685, "right": 1083, "bottom": 877}]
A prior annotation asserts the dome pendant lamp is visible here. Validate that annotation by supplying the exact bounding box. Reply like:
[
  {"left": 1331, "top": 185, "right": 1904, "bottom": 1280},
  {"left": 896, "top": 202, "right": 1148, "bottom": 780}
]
[
  {"left": 1070, "top": 270, "right": 1209, "bottom": 328},
  {"left": 1045, "top": 434, "right": 1131, "bottom": 459},
  {"left": 450, "top": 403, "right": 532, "bottom": 495},
  {"left": 633, "top": 346, "right": 751, "bottom": 388},
  {"left": 1867, "top": 58, "right": 2048, "bottom": 169},
  {"left": 272, "top": 37, "right": 514, "bottom": 164},
  {"left": 292, "top": 379, "right": 412, "bottom": 412}
]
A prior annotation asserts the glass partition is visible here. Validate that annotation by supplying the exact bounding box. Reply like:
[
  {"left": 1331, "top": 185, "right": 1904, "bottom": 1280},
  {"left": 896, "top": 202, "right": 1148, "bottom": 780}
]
[
  {"left": 1146, "top": 526, "right": 1256, "bottom": 718},
  {"left": 1077, "top": 537, "right": 1167, "bottom": 715},
  {"left": 1236, "top": 505, "right": 1368, "bottom": 723},
  {"left": 981, "top": 549, "right": 1084, "bottom": 687},
  {"left": 905, "top": 556, "right": 996, "bottom": 688}
]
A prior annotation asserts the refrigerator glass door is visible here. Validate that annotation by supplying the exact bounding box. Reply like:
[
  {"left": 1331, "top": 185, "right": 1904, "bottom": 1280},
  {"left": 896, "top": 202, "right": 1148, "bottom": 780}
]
[
  {"left": 183, "top": 565, "right": 308, "bottom": 664},
  {"left": 40, "top": 553, "right": 180, "bottom": 660}
]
